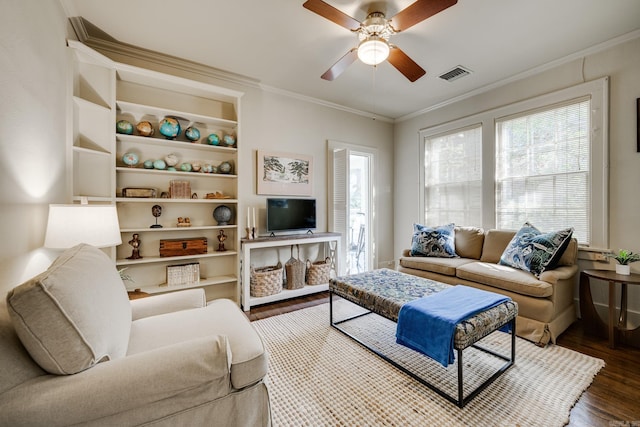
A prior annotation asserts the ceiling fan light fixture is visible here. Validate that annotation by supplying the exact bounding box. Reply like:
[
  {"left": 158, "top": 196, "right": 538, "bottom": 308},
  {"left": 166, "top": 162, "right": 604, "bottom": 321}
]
[{"left": 357, "top": 36, "right": 390, "bottom": 66}]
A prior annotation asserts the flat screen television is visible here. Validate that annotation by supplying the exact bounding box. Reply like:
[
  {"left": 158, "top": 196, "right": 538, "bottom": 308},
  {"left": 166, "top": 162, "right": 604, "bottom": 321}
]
[{"left": 266, "top": 198, "right": 316, "bottom": 234}]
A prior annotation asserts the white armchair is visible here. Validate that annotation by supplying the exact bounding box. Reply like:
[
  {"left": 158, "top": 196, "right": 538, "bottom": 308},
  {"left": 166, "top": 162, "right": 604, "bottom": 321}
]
[{"left": 1, "top": 244, "right": 271, "bottom": 426}]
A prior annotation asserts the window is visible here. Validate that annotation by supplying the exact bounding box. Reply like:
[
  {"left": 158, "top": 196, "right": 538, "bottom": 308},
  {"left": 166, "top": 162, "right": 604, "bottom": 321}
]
[
  {"left": 495, "top": 99, "right": 590, "bottom": 243},
  {"left": 419, "top": 78, "right": 608, "bottom": 247},
  {"left": 423, "top": 125, "right": 482, "bottom": 227}
]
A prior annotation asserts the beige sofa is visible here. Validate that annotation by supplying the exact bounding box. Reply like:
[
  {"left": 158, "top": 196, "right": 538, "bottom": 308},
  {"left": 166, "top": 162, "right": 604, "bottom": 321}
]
[
  {"left": 0, "top": 244, "right": 271, "bottom": 426},
  {"left": 398, "top": 227, "right": 578, "bottom": 346}
]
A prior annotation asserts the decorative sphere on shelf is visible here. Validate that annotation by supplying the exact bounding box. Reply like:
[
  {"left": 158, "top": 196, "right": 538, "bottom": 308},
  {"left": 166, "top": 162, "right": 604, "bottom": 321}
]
[
  {"left": 122, "top": 152, "right": 139, "bottom": 167},
  {"left": 202, "top": 164, "right": 213, "bottom": 173},
  {"left": 153, "top": 159, "right": 166, "bottom": 170},
  {"left": 164, "top": 153, "right": 178, "bottom": 167},
  {"left": 218, "top": 161, "right": 232, "bottom": 174},
  {"left": 223, "top": 134, "right": 236, "bottom": 146},
  {"left": 213, "top": 205, "right": 232, "bottom": 225},
  {"left": 192, "top": 162, "right": 201, "bottom": 172},
  {"left": 185, "top": 126, "right": 200, "bottom": 142},
  {"left": 159, "top": 117, "right": 181, "bottom": 139},
  {"left": 180, "top": 163, "right": 193, "bottom": 172},
  {"left": 136, "top": 121, "right": 154, "bottom": 137},
  {"left": 143, "top": 159, "right": 154, "bottom": 169},
  {"left": 167, "top": 166, "right": 176, "bottom": 171},
  {"left": 206, "top": 133, "right": 220, "bottom": 145},
  {"left": 116, "top": 120, "right": 134, "bottom": 135}
]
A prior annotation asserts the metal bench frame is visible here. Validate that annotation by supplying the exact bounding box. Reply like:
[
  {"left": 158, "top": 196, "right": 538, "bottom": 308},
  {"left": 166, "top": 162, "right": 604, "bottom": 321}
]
[{"left": 329, "top": 291, "right": 516, "bottom": 408}]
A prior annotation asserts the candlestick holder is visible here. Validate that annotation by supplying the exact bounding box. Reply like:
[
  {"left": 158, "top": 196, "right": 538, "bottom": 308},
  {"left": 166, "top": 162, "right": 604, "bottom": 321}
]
[
  {"left": 245, "top": 227, "right": 253, "bottom": 240},
  {"left": 252, "top": 227, "right": 256, "bottom": 240}
]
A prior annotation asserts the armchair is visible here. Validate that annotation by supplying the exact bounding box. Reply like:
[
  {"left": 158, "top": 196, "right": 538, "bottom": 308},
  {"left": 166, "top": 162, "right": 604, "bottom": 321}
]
[{"left": 1, "top": 244, "right": 271, "bottom": 426}]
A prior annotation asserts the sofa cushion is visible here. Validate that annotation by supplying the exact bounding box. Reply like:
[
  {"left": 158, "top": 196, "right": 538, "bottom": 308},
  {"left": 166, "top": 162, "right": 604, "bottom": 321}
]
[
  {"left": 410, "top": 223, "right": 458, "bottom": 258},
  {"left": 454, "top": 227, "right": 485, "bottom": 259},
  {"left": 479, "top": 229, "right": 516, "bottom": 263},
  {"left": 456, "top": 262, "right": 553, "bottom": 298},
  {"left": 6, "top": 244, "right": 131, "bottom": 375},
  {"left": 128, "top": 298, "right": 268, "bottom": 389},
  {"left": 499, "top": 222, "right": 574, "bottom": 277},
  {"left": 399, "top": 256, "right": 476, "bottom": 276}
]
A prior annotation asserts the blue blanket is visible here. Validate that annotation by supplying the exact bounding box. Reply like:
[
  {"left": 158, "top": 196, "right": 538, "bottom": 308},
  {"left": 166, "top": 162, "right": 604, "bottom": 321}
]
[{"left": 395, "top": 285, "right": 509, "bottom": 367}]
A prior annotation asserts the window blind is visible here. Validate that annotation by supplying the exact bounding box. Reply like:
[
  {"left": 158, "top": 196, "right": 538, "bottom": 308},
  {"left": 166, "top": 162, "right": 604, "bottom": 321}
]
[
  {"left": 423, "top": 125, "right": 482, "bottom": 226},
  {"left": 495, "top": 99, "right": 590, "bottom": 243}
]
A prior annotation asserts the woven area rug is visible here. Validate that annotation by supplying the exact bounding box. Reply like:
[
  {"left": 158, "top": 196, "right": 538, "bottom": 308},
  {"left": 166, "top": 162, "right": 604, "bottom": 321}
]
[{"left": 252, "top": 300, "right": 604, "bottom": 427}]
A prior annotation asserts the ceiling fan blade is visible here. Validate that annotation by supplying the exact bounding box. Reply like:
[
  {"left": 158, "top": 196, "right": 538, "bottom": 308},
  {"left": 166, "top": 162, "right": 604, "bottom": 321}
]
[
  {"left": 387, "top": 47, "right": 426, "bottom": 82},
  {"left": 321, "top": 48, "right": 358, "bottom": 81},
  {"left": 303, "top": 0, "right": 361, "bottom": 31},
  {"left": 390, "top": 0, "right": 457, "bottom": 32}
]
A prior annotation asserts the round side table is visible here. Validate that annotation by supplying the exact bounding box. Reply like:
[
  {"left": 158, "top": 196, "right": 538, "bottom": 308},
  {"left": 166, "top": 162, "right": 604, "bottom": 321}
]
[{"left": 580, "top": 269, "right": 640, "bottom": 348}]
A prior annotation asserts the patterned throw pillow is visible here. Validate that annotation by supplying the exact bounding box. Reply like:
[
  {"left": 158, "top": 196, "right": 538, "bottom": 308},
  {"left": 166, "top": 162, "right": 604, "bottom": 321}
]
[
  {"left": 410, "top": 223, "right": 458, "bottom": 258},
  {"left": 499, "top": 222, "right": 574, "bottom": 277}
]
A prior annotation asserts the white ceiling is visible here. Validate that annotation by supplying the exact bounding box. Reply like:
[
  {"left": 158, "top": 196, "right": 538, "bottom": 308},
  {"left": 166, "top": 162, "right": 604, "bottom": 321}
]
[{"left": 60, "top": 0, "right": 640, "bottom": 120}]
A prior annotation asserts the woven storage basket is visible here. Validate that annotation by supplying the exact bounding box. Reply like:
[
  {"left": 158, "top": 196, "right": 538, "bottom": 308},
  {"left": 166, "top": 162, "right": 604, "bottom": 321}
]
[
  {"left": 306, "top": 257, "right": 331, "bottom": 285},
  {"left": 250, "top": 262, "right": 283, "bottom": 297},
  {"left": 284, "top": 245, "right": 305, "bottom": 290}
]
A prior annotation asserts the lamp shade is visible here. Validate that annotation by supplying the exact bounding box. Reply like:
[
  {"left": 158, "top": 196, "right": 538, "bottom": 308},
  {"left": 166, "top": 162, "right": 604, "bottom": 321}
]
[
  {"left": 357, "top": 36, "right": 390, "bottom": 66},
  {"left": 44, "top": 204, "right": 122, "bottom": 249}
]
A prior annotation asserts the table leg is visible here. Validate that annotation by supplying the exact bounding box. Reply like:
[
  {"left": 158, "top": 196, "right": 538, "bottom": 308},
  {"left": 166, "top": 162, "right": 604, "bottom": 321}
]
[
  {"left": 608, "top": 281, "right": 616, "bottom": 348},
  {"left": 579, "top": 272, "right": 607, "bottom": 338},
  {"left": 618, "top": 282, "right": 628, "bottom": 327}
]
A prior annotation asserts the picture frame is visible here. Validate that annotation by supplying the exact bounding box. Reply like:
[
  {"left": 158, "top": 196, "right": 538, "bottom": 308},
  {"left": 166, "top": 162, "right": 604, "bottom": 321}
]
[{"left": 256, "top": 150, "right": 313, "bottom": 196}]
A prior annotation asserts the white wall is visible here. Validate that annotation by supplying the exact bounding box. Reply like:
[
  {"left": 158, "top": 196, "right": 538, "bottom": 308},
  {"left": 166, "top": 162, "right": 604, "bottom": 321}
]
[
  {"left": 394, "top": 36, "right": 640, "bottom": 319},
  {"left": 0, "top": 0, "right": 70, "bottom": 293}
]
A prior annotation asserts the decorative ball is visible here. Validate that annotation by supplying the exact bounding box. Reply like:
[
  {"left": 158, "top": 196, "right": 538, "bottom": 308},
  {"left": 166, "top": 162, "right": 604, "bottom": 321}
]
[
  {"left": 116, "top": 120, "right": 134, "bottom": 135},
  {"left": 202, "top": 164, "right": 213, "bottom": 173},
  {"left": 191, "top": 162, "right": 201, "bottom": 172},
  {"left": 167, "top": 166, "right": 176, "bottom": 171},
  {"left": 180, "top": 163, "right": 193, "bottom": 172},
  {"left": 159, "top": 117, "right": 181, "bottom": 139},
  {"left": 136, "top": 121, "right": 154, "bottom": 137},
  {"left": 206, "top": 133, "right": 220, "bottom": 145},
  {"left": 218, "top": 161, "right": 232, "bottom": 174},
  {"left": 153, "top": 159, "right": 166, "bottom": 170},
  {"left": 223, "top": 134, "right": 236, "bottom": 146},
  {"left": 164, "top": 153, "right": 178, "bottom": 167},
  {"left": 185, "top": 126, "right": 200, "bottom": 142},
  {"left": 143, "top": 159, "right": 154, "bottom": 169},
  {"left": 122, "top": 152, "right": 139, "bottom": 167},
  {"left": 213, "top": 205, "right": 232, "bottom": 225}
]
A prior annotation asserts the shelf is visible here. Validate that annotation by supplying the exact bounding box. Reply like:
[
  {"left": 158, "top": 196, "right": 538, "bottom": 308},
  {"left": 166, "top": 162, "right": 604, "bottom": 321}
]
[
  {"left": 72, "top": 196, "right": 115, "bottom": 203},
  {"left": 120, "top": 225, "right": 237, "bottom": 233},
  {"left": 135, "top": 275, "right": 237, "bottom": 294},
  {"left": 116, "top": 100, "right": 237, "bottom": 129},
  {"left": 116, "top": 250, "right": 238, "bottom": 266},
  {"left": 249, "top": 284, "right": 330, "bottom": 307},
  {"left": 73, "top": 95, "right": 111, "bottom": 114},
  {"left": 116, "top": 197, "right": 237, "bottom": 204},
  {"left": 117, "top": 134, "right": 237, "bottom": 153},
  {"left": 116, "top": 167, "right": 237, "bottom": 179}
]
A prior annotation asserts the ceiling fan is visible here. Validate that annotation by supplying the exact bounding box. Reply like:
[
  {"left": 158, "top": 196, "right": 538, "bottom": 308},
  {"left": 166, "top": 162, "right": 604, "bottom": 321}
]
[{"left": 303, "top": 0, "right": 457, "bottom": 82}]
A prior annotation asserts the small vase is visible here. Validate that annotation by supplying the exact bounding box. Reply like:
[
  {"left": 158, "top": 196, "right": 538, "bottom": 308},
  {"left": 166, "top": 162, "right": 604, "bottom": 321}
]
[{"left": 616, "top": 264, "right": 630, "bottom": 275}]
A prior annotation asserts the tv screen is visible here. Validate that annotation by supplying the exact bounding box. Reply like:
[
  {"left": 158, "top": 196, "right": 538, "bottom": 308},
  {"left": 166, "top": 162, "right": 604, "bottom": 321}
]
[{"left": 266, "top": 198, "right": 316, "bottom": 233}]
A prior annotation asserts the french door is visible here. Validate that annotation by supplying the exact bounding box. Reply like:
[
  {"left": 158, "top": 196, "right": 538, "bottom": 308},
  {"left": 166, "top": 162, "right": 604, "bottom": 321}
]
[{"left": 327, "top": 141, "right": 376, "bottom": 275}]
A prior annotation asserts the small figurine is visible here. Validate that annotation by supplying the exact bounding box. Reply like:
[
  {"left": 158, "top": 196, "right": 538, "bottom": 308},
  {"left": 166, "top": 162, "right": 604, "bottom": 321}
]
[
  {"left": 217, "top": 230, "right": 227, "bottom": 252},
  {"left": 150, "top": 205, "right": 162, "bottom": 228},
  {"left": 177, "top": 217, "right": 191, "bottom": 227},
  {"left": 127, "top": 233, "right": 142, "bottom": 259}
]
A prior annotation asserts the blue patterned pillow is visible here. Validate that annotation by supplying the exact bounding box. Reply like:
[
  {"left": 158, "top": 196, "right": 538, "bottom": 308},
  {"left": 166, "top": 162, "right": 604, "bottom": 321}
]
[
  {"left": 499, "top": 222, "right": 574, "bottom": 277},
  {"left": 410, "top": 223, "right": 458, "bottom": 258}
]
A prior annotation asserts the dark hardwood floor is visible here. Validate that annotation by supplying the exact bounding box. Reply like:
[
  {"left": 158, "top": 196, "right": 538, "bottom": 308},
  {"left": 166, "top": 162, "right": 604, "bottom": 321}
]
[{"left": 248, "top": 292, "right": 640, "bottom": 427}]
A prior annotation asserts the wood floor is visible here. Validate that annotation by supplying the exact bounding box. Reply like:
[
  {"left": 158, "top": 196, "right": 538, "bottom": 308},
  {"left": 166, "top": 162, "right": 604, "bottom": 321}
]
[{"left": 248, "top": 292, "right": 640, "bottom": 427}]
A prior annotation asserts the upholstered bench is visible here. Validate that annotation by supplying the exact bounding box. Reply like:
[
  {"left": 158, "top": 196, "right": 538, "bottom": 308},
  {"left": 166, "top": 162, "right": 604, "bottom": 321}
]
[{"left": 329, "top": 268, "right": 518, "bottom": 408}]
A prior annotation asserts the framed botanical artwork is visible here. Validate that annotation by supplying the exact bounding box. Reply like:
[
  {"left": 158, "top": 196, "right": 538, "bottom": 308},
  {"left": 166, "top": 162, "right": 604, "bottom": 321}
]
[{"left": 257, "top": 150, "right": 313, "bottom": 196}]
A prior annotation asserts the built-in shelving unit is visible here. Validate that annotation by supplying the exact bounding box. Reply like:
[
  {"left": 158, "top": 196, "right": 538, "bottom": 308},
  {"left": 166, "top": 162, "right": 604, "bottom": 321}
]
[
  {"left": 240, "top": 233, "right": 341, "bottom": 311},
  {"left": 68, "top": 40, "right": 244, "bottom": 303}
]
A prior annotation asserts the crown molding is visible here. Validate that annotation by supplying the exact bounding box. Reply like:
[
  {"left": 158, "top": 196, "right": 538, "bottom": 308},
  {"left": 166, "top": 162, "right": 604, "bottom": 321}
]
[
  {"left": 66, "top": 16, "right": 387, "bottom": 122},
  {"left": 397, "top": 29, "right": 640, "bottom": 123}
]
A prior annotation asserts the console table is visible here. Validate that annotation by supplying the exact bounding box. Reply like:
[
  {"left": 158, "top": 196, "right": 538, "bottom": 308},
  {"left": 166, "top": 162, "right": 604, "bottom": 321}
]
[
  {"left": 580, "top": 269, "right": 640, "bottom": 348},
  {"left": 240, "top": 233, "right": 340, "bottom": 311}
]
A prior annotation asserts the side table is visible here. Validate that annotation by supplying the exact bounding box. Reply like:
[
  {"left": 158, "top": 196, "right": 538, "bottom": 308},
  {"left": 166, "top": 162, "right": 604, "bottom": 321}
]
[{"left": 580, "top": 269, "right": 640, "bottom": 348}]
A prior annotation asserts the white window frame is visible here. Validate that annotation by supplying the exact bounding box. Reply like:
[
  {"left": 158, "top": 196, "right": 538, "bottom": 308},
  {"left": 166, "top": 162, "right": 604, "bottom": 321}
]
[{"left": 419, "top": 77, "right": 609, "bottom": 248}]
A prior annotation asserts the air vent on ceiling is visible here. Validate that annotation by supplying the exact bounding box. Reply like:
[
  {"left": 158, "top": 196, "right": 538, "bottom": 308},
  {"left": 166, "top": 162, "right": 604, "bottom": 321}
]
[{"left": 439, "top": 66, "right": 472, "bottom": 82}]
